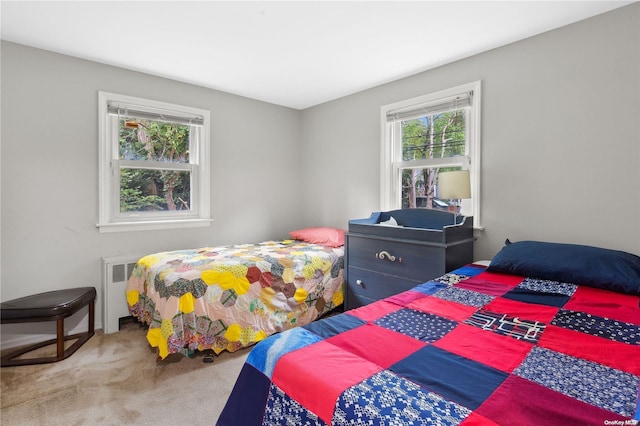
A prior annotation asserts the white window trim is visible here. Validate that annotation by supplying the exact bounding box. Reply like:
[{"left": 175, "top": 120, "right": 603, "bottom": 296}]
[
  {"left": 97, "top": 92, "right": 211, "bottom": 233},
  {"left": 380, "top": 81, "right": 482, "bottom": 229}
]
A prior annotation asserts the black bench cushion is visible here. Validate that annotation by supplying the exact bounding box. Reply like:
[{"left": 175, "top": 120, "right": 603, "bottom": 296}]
[{"left": 1, "top": 287, "right": 96, "bottom": 322}]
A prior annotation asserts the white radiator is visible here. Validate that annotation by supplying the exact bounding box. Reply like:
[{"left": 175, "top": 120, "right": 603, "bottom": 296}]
[{"left": 101, "top": 254, "right": 142, "bottom": 334}]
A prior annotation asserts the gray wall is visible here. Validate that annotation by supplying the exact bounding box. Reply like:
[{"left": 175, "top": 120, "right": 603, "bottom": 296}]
[
  {"left": 300, "top": 3, "right": 640, "bottom": 261},
  {"left": 0, "top": 41, "right": 302, "bottom": 329}
]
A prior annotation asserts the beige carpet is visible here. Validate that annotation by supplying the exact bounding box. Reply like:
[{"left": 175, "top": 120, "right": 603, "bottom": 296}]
[{"left": 0, "top": 321, "right": 249, "bottom": 425}]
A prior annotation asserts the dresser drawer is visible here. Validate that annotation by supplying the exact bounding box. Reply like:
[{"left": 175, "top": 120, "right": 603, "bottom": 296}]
[
  {"left": 347, "top": 235, "right": 444, "bottom": 283},
  {"left": 346, "top": 266, "right": 419, "bottom": 309}
]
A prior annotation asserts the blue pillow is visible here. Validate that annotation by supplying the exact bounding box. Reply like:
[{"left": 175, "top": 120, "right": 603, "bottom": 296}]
[{"left": 487, "top": 240, "right": 640, "bottom": 296}]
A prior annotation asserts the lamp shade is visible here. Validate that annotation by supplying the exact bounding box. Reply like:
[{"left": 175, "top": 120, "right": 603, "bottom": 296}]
[{"left": 438, "top": 170, "right": 471, "bottom": 199}]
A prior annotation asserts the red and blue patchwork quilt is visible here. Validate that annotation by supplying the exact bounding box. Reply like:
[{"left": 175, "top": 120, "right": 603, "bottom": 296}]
[{"left": 218, "top": 264, "right": 640, "bottom": 425}]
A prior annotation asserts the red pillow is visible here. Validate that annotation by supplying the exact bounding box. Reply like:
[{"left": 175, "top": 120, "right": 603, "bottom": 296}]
[{"left": 289, "top": 227, "right": 346, "bottom": 247}]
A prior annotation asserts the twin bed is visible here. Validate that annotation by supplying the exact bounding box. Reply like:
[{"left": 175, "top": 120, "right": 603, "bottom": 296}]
[
  {"left": 217, "top": 239, "right": 640, "bottom": 425},
  {"left": 126, "top": 227, "right": 345, "bottom": 358}
]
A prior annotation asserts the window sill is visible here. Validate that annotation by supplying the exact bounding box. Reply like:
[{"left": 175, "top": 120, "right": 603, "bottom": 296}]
[{"left": 97, "top": 218, "right": 213, "bottom": 233}]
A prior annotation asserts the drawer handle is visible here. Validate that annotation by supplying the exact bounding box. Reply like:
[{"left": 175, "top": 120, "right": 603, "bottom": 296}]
[
  {"left": 356, "top": 279, "right": 364, "bottom": 287},
  {"left": 375, "top": 250, "right": 402, "bottom": 263}
]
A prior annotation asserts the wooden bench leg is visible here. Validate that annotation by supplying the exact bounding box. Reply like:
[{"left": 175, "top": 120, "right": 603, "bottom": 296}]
[
  {"left": 89, "top": 299, "right": 95, "bottom": 333},
  {"left": 57, "top": 318, "right": 65, "bottom": 360},
  {"left": 1, "top": 302, "right": 96, "bottom": 367}
]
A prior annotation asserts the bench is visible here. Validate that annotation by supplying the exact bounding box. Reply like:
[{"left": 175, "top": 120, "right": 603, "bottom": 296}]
[{"left": 1, "top": 287, "right": 96, "bottom": 367}]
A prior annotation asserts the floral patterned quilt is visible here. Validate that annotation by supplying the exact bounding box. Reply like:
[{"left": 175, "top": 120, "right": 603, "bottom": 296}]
[{"left": 126, "top": 240, "right": 344, "bottom": 358}]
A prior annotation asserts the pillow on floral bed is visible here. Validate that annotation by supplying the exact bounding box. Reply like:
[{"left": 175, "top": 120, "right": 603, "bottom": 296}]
[
  {"left": 289, "top": 227, "right": 346, "bottom": 248},
  {"left": 487, "top": 239, "right": 640, "bottom": 296}
]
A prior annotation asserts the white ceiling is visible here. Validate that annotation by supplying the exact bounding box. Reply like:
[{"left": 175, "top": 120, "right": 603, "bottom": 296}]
[{"left": 1, "top": 1, "right": 634, "bottom": 109}]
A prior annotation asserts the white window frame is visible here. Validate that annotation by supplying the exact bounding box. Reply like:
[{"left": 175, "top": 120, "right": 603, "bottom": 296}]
[
  {"left": 97, "top": 92, "right": 211, "bottom": 233},
  {"left": 380, "top": 81, "right": 482, "bottom": 228}
]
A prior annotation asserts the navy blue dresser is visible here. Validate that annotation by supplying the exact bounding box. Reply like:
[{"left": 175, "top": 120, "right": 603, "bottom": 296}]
[{"left": 345, "top": 209, "right": 474, "bottom": 309}]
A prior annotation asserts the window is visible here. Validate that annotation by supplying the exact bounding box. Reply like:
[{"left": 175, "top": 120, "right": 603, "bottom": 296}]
[
  {"left": 380, "top": 81, "right": 481, "bottom": 228},
  {"left": 98, "top": 92, "right": 211, "bottom": 232}
]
